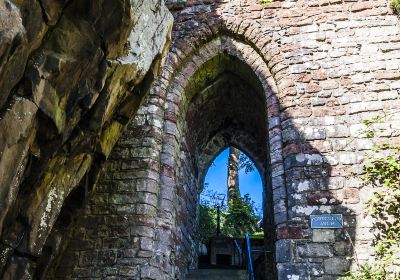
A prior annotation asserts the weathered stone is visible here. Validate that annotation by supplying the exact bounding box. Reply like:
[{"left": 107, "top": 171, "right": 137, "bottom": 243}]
[
  {"left": 277, "top": 226, "right": 304, "bottom": 240},
  {"left": 333, "top": 242, "right": 351, "bottom": 256},
  {"left": 324, "top": 257, "right": 350, "bottom": 275},
  {"left": 277, "top": 263, "right": 323, "bottom": 279},
  {"left": 276, "top": 240, "right": 293, "bottom": 263},
  {"left": 1, "top": 256, "right": 35, "bottom": 279},
  {"left": 0, "top": 1, "right": 29, "bottom": 109},
  {"left": 25, "top": 153, "right": 93, "bottom": 255},
  {"left": 312, "top": 229, "right": 335, "bottom": 243},
  {"left": 0, "top": 98, "right": 37, "bottom": 235},
  {"left": 307, "top": 192, "right": 342, "bottom": 205},
  {"left": 297, "top": 243, "right": 333, "bottom": 258},
  {"left": 342, "top": 188, "right": 360, "bottom": 204}
]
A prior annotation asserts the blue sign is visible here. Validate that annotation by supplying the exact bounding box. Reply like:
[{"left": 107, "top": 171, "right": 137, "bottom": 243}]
[{"left": 310, "top": 214, "right": 343, "bottom": 229}]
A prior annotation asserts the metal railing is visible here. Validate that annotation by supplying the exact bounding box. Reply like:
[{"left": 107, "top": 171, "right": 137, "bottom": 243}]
[
  {"left": 233, "top": 239, "right": 242, "bottom": 267},
  {"left": 245, "top": 233, "right": 255, "bottom": 280},
  {"left": 234, "top": 234, "right": 255, "bottom": 280}
]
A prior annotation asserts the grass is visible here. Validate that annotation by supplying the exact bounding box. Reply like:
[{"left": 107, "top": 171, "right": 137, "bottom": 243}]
[{"left": 239, "top": 231, "right": 264, "bottom": 239}]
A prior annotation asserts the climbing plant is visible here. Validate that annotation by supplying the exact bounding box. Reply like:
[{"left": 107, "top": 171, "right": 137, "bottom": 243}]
[
  {"left": 391, "top": 0, "right": 400, "bottom": 14},
  {"left": 341, "top": 114, "right": 400, "bottom": 280}
]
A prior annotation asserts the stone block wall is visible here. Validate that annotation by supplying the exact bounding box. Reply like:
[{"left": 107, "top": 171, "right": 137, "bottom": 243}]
[
  {"left": 49, "top": 0, "right": 400, "bottom": 279},
  {"left": 53, "top": 75, "right": 178, "bottom": 279}
]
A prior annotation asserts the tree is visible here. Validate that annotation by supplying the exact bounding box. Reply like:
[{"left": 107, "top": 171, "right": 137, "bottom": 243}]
[
  {"left": 223, "top": 194, "right": 260, "bottom": 237},
  {"left": 199, "top": 147, "right": 260, "bottom": 242},
  {"left": 199, "top": 187, "right": 260, "bottom": 240},
  {"left": 227, "top": 147, "right": 241, "bottom": 201},
  {"left": 238, "top": 151, "right": 255, "bottom": 174},
  {"left": 227, "top": 147, "right": 256, "bottom": 201},
  {"left": 199, "top": 204, "right": 217, "bottom": 243}
]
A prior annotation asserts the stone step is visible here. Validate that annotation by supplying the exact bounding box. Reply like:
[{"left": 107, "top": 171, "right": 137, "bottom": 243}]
[{"left": 186, "top": 269, "right": 248, "bottom": 280}]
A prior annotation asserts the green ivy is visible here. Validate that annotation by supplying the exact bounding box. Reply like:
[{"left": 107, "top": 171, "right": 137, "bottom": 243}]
[
  {"left": 341, "top": 114, "right": 400, "bottom": 280},
  {"left": 341, "top": 264, "right": 386, "bottom": 280},
  {"left": 391, "top": 0, "right": 400, "bottom": 14},
  {"left": 256, "top": 0, "right": 273, "bottom": 5}
]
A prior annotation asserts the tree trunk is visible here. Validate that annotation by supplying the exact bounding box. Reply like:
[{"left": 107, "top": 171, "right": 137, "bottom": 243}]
[{"left": 227, "top": 147, "right": 241, "bottom": 202}]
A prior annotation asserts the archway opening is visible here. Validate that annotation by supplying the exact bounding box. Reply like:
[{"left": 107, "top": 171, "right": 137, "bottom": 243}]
[
  {"left": 198, "top": 147, "right": 266, "bottom": 270},
  {"left": 200, "top": 147, "right": 263, "bottom": 237},
  {"left": 172, "top": 52, "right": 276, "bottom": 278}
]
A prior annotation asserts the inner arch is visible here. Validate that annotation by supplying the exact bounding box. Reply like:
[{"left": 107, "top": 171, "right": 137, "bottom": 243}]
[
  {"left": 174, "top": 52, "right": 275, "bottom": 277},
  {"left": 183, "top": 54, "right": 269, "bottom": 175},
  {"left": 200, "top": 147, "right": 264, "bottom": 237}
]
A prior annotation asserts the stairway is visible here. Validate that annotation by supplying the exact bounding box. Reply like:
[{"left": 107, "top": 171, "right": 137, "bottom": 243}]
[{"left": 186, "top": 268, "right": 248, "bottom": 280}]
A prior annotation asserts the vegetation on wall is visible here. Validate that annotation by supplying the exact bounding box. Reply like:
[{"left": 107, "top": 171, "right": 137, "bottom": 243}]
[
  {"left": 391, "top": 0, "right": 400, "bottom": 14},
  {"left": 341, "top": 115, "right": 400, "bottom": 280},
  {"left": 256, "top": 0, "right": 273, "bottom": 5}
]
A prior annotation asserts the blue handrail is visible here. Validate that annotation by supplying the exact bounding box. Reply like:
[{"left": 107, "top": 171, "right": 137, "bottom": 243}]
[
  {"left": 245, "top": 233, "right": 255, "bottom": 280},
  {"left": 233, "top": 239, "right": 242, "bottom": 266}
]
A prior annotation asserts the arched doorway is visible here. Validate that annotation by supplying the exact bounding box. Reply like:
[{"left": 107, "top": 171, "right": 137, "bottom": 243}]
[
  {"left": 199, "top": 147, "right": 266, "bottom": 276},
  {"left": 159, "top": 37, "right": 281, "bottom": 278}
]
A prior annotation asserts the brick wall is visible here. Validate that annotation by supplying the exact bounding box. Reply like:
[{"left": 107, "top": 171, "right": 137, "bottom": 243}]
[{"left": 53, "top": 0, "right": 400, "bottom": 279}]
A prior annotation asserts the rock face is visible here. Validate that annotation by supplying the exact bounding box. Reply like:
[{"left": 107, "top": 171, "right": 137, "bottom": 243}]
[{"left": 0, "top": 0, "right": 173, "bottom": 278}]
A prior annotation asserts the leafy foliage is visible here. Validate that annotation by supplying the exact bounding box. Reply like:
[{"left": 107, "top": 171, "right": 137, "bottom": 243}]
[
  {"left": 363, "top": 149, "right": 400, "bottom": 279},
  {"left": 341, "top": 114, "right": 400, "bottom": 280},
  {"left": 199, "top": 188, "right": 260, "bottom": 243},
  {"left": 391, "top": 0, "right": 400, "bottom": 14},
  {"left": 224, "top": 194, "right": 260, "bottom": 237},
  {"left": 199, "top": 188, "right": 225, "bottom": 243},
  {"left": 238, "top": 152, "right": 255, "bottom": 174},
  {"left": 341, "top": 264, "right": 386, "bottom": 280},
  {"left": 199, "top": 204, "right": 218, "bottom": 243}
]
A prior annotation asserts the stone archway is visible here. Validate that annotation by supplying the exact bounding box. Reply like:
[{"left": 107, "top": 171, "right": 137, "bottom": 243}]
[
  {"left": 49, "top": 35, "right": 286, "bottom": 279},
  {"left": 157, "top": 36, "right": 284, "bottom": 278}
]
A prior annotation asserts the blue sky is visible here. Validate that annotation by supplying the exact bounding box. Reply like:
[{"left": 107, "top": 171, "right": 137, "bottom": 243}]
[{"left": 202, "top": 148, "right": 263, "bottom": 214}]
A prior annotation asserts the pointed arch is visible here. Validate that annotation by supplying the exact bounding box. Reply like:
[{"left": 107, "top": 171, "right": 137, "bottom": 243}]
[{"left": 157, "top": 35, "right": 286, "bottom": 278}]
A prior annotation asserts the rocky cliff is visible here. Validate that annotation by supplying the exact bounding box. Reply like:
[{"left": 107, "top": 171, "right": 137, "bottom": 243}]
[{"left": 0, "top": 0, "right": 173, "bottom": 278}]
